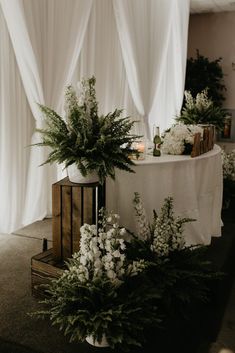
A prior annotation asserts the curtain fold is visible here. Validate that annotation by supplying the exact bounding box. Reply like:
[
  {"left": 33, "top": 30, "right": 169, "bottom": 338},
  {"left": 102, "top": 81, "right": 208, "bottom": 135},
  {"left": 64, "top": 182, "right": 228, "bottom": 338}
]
[
  {"left": 0, "top": 6, "right": 34, "bottom": 233},
  {"left": 0, "top": 0, "right": 190, "bottom": 233},
  {"left": 72, "top": 0, "right": 144, "bottom": 137},
  {"left": 0, "top": 0, "right": 93, "bottom": 230},
  {"left": 113, "top": 0, "right": 190, "bottom": 136}
]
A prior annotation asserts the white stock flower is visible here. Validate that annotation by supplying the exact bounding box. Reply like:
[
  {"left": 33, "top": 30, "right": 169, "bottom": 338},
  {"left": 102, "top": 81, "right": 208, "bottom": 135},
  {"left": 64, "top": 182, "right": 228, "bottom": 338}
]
[
  {"left": 107, "top": 270, "right": 116, "bottom": 280},
  {"left": 112, "top": 250, "right": 120, "bottom": 258},
  {"left": 133, "top": 192, "right": 150, "bottom": 240}
]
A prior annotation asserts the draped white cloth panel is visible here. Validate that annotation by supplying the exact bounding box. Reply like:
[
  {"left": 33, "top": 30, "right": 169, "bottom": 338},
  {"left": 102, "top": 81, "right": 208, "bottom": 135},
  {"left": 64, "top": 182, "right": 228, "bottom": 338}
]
[
  {"left": 0, "top": 8, "right": 34, "bottom": 233},
  {"left": 113, "top": 0, "right": 190, "bottom": 136},
  {"left": 0, "top": 0, "right": 190, "bottom": 233},
  {"left": 0, "top": 0, "right": 93, "bottom": 229}
]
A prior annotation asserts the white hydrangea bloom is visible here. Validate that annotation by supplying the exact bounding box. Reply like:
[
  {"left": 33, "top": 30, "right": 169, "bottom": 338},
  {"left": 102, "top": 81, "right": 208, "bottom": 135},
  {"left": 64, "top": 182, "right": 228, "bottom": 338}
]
[
  {"left": 161, "top": 133, "right": 185, "bottom": 155},
  {"left": 161, "top": 123, "right": 203, "bottom": 155}
]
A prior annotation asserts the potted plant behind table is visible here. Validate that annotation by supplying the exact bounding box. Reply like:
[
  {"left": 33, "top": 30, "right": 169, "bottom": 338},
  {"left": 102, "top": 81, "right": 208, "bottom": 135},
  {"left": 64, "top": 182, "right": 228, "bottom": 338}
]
[
  {"left": 34, "top": 76, "right": 139, "bottom": 184},
  {"left": 185, "top": 50, "right": 226, "bottom": 107},
  {"left": 32, "top": 209, "right": 162, "bottom": 351}
]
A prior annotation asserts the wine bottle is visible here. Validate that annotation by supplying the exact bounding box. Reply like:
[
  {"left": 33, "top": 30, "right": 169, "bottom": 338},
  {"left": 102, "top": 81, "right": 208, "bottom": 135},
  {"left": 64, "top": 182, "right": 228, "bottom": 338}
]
[{"left": 153, "top": 126, "right": 161, "bottom": 157}]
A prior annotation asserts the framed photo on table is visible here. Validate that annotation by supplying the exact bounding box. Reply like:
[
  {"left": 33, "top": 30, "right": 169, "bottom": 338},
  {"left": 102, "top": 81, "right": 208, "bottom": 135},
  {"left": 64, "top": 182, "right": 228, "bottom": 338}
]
[{"left": 218, "top": 109, "right": 235, "bottom": 142}]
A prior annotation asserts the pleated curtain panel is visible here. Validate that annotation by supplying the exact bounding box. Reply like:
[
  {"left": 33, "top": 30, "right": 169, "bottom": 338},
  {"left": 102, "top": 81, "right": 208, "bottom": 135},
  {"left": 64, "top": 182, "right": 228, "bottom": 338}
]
[{"left": 0, "top": 0, "right": 190, "bottom": 234}]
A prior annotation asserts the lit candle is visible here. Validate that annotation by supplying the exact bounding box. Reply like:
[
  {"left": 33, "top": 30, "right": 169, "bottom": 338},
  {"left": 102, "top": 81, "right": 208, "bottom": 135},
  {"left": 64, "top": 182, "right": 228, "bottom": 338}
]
[{"left": 136, "top": 142, "right": 145, "bottom": 153}]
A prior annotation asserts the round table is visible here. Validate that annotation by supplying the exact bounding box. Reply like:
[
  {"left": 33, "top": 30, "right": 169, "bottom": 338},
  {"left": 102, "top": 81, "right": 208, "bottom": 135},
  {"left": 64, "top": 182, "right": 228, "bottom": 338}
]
[{"left": 106, "top": 145, "right": 223, "bottom": 246}]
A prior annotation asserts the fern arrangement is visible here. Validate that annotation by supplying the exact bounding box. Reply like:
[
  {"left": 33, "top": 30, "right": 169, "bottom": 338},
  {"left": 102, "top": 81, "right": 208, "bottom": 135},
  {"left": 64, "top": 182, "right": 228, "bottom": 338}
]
[
  {"left": 177, "top": 89, "right": 227, "bottom": 131},
  {"left": 32, "top": 195, "right": 221, "bottom": 351},
  {"left": 35, "top": 76, "right": 139, "bottom": 184},
  {"left": 32, "top": 208, "right": 161, "bottom": 351},
  {"left": 128, "top": 193, "right": 222, "bottom": 343}
]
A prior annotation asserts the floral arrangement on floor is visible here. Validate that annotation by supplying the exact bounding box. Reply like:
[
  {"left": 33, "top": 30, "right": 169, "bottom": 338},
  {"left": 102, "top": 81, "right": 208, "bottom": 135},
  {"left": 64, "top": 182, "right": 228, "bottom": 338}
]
[
  {"left": 131, "top": 193, "right": 218, "bottom": 305},
  {"left": 221, "top": 149, "right": 235, "bottom": 208},
  {"left": 176, "top": 89, "right": 226, "bottom": 131},
  {"left": 161, "top": 123, "right": 203, "bottom": 155},
  {"left": 33, "top": 209, "right": 161, "bottom": 351},
  {"left": 32, "top": 195, "right": 221, "bottom": 351},
  {"left": 33, "top": 76, "right": 140, "bottom": 184}
]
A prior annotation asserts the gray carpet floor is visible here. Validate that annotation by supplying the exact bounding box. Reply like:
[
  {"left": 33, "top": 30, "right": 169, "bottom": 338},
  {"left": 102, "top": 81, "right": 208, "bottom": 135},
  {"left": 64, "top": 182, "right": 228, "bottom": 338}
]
[
  {"left": 0, "top": 217, "right": 234, "bottom": 353},
  {"left": 0, "top": 229, "right": 95, "bottom": 353}
]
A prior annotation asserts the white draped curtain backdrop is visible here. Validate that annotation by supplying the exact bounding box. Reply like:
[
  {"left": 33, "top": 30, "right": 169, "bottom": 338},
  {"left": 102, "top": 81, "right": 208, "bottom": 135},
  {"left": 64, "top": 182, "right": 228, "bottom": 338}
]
[{"left": 0, "top": 0, "right": 190, "bottom": 234}]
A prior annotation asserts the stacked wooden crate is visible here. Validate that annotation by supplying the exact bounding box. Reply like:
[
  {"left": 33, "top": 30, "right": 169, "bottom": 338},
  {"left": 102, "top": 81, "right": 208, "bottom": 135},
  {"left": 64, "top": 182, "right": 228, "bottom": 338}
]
[{"left": 31, "top": 177, "right": 105, "bottom": 297}]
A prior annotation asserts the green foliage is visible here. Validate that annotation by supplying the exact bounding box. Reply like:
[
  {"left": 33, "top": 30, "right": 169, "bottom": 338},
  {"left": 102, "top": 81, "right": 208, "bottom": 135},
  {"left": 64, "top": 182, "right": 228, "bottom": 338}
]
[
  {"left": 34, "top": 76, "right": 139, "bottom": 184},
  {"left": 185, "top": 50, "right": 226, "bottom": 107},
  {"left": 31, "top": 195, "right": 222, "bottom": 350},
  {"left": 177, "top": 89, "right": 226, "bottom": 131},
  {"left": 127, "top": 195, "right": 222, "bottom": 322},
  {"left": 33, "top": 271, "right": 161, "bottom": 351}
]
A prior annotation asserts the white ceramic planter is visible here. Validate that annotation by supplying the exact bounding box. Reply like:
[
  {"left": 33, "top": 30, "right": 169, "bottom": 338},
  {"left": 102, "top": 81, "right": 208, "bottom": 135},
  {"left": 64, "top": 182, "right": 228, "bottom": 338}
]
[
  {"left": 67, "top": 164, "right": 99, "bottom": 184},
  {"left": 86, "top": 334, "right": 109, "bottom": 347}
]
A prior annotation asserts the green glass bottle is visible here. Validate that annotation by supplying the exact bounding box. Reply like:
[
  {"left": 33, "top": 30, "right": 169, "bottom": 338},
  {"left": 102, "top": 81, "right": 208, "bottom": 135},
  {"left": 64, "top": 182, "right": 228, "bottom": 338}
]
[{"left": 153, "top": 126, "right": 161, "bottom": 157}]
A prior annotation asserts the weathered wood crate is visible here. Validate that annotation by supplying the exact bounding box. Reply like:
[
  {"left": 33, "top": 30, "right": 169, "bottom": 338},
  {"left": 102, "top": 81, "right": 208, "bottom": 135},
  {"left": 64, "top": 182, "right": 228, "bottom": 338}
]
[
  {"left": 31, "top": 249, "right": 64, "bottom": 298},
  {"left": 191, "top": 125, "right": 215, "bottom": 157},
  {"left": 52, "top": 177, "right": 105, "bottom": 261}
]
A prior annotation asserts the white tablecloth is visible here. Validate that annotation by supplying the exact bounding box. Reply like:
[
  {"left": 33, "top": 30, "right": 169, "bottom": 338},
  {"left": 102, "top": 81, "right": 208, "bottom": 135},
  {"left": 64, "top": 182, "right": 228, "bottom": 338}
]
[{"left": 106, "top": 145, "right": 223, "bottom": 246}]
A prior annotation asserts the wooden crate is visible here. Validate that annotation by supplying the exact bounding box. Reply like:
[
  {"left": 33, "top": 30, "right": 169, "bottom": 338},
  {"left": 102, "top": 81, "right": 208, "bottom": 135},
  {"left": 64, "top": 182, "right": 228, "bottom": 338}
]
[
  {"left": 31, "top": 249, "right": 64, "bottom": 298},
  {"left": 52, "top": 177, "right": 105, "bottom": 261}
]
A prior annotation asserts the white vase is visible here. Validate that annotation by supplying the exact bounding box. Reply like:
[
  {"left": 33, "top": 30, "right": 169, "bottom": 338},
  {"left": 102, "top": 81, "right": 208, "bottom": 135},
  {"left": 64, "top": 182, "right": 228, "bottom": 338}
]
[
  {"left": 67, "top": 164, "right": 99, "bottom": 184},
  {"left": 86, "top": 334, "right": 109, "bottom": 347}
]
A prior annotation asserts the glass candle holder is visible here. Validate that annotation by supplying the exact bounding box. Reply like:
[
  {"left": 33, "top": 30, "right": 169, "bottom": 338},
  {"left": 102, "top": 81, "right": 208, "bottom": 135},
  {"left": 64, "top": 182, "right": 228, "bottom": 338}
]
[{"left": 132, "top": 141, "right": 146, "bottom": 160}]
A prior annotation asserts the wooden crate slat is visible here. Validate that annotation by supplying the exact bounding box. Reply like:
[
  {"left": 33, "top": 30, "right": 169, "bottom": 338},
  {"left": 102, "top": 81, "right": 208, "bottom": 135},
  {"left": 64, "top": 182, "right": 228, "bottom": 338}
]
[
  {"left": 62, "top": 185, "right": 72, "bottom": 259},
  {"left": 83, "top": 187, "right": 93, "bottom": 224},
  {"left": 31, "top": 249, "right": 64, "bottom": 298},
  {"left": 52, "top": 177, "right": 105, "bottom": 261},
  {"left": 52, "top": 183, "right": 62, "bottom": 260},
  {"left": 72, "top": 187, "right": 81, "bottom": 254}
]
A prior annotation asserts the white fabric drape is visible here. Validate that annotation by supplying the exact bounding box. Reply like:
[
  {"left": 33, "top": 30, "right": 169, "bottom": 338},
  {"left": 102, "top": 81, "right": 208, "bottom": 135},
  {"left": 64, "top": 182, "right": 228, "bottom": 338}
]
[
  {"left": 113, "top": 0, "right": 190, "bottom": 136},
  {"left": 0, "top": 0, "right": 93, "bottom": 228},
  {"left": 0, "top": 0, "right": 190, "bottom": 233},
  {"left": 0, "top": 7, "right": 34, "bottom": 233},
  {"left": 72, "top": 0, "right": 144, "bottom": 137}
]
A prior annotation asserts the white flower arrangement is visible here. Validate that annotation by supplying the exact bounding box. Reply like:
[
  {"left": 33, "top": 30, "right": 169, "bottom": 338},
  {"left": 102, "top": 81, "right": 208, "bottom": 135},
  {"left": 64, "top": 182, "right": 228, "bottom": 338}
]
[
  {"left": 177, "top": 89, "right": 226, "bottom": 131},
  {"left": 133, "top": 192, "right": 193, "bottom": 257},
  {"left": 221, "top": 149, "right": 235, "bottom": 181},
  {"left": 161, "top": 123, "right": 204, "bottom": 155},
  {"left": 32, "top": 194, "right": 219, "bottom": 350},
  {"left": 184, "top": 90, "right": 212, "bottom": 111},
  {"left": 65, "top": 209, "right": 146, "bottom": 286}
]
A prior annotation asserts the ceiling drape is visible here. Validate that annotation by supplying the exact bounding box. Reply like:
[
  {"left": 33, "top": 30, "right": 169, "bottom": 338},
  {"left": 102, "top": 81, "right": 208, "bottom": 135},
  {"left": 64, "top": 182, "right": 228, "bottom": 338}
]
[
  {"left": 113, "top": 0, "right": 190, "bottom": 136},
  {"left": 72, "top": 0, "right": 144, "bottom": 136},
  {"left": 0, "top": 0, "right": 190, "bottom": 233}
]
